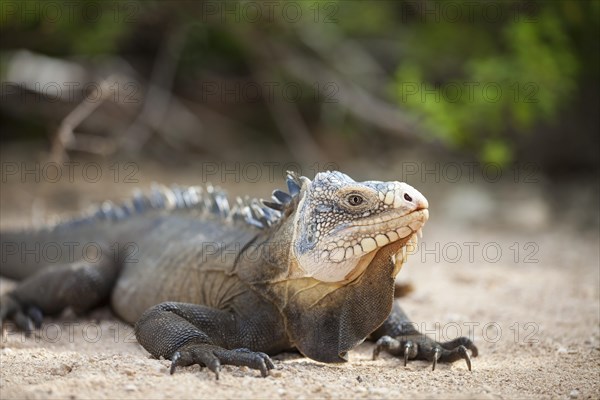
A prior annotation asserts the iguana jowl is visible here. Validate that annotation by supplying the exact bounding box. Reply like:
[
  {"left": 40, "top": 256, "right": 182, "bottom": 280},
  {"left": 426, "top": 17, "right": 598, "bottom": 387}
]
[{"left": 0, "top": 171, "right": 477, "bottom": 377}]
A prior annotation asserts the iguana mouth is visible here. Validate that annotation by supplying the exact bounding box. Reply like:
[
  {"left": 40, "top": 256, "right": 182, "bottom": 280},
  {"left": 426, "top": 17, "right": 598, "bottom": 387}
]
[
  {"left": 296, "top": 208, "right": 428, "bottom": 284},
  {"left": 320, "top": 208, "right": 429, "bottom": 263}
]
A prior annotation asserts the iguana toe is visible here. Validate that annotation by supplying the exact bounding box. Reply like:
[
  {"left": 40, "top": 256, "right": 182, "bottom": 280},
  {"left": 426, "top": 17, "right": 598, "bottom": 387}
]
[
  {"left": 441, "top": 336, "right": 478, "bottom": 357},
  {"left": 169, "top": 344, "right": 275, "bottom": 379},
  {"left": 228, "top": 348, "right": 275, "bottom": 377},
  {"left": 27, "top": 306, "right": 44, "bottom": 328},
  {"left": 457, "top": 345, "right": 472, "bottom": 371},
  {"left": 404, "top": 340, "right": 417, "bottom": 366},
  {"left": 372, "top": 335, "right": 397, "bottom": 360},
  {"left": 170, "top": 345, "right": 221, "bottom": 378},
  {"left": 436, "top": 342, "right": 475, "bottom": 371},
  {"left": 0, "top": 294, "right": 44, "bottom": 336},
  {"left": 372, "top": 335, "right": 419, "bottom": 364},
  {"left": 428, "top": 344, "right": 473, "bottom": 371}
]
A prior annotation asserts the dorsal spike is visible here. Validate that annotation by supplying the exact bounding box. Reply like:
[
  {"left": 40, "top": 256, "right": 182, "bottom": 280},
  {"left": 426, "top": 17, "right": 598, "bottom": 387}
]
[
  {"left": 119, "top": 201, "right": 134, "bottom": 218},
  {"left": 132, "top": 190, "right": 148, "bottom": 212},
  {"left": 262, "top": 200, "right": 284, "bottom": 211},
  {"left": 286, "top": 173, "right": 301, "bottom": 197},
  {"left": 214, "top": 192, "right": 230, "bottom": 217},
  {"left": 245, "top": 217, "right": 264, "bottom": 229},
  {"left": 272, "top": 189, "right": 292, "bottom": 204},
  {"left": 112, "top": 202, "right": 128, "bottom": 219},
  {"left": 202, "top": 184, "right": 214, "bottom": 210},
  {"left": 250, "top": 201, "right": 269, "bottom": 227},
  {"left": 182, "top": 187, "right": 201, "bottom": 207},
  {"left": 170, "top": 185, "right": 185, "bottom": 208},
  {"left": 241, "top": 205, "right": 263, "bottom": 228},
  {"left": 230, "top": 196, "right": 245, "bottom": 222},
  {"left": 261, "top": 203, "right": 280, "bottom": 219}
]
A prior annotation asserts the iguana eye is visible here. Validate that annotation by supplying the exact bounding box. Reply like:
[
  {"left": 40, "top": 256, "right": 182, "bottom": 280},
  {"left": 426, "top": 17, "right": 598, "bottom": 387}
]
[{"left": 347, "top": 194, "right": 364, "bottom": 206}]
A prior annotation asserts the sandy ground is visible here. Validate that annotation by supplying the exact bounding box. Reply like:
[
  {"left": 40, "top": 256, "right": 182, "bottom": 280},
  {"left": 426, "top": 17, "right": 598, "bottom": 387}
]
[{"left": 0, "top": 155, "right": 598, "bottom": 399}]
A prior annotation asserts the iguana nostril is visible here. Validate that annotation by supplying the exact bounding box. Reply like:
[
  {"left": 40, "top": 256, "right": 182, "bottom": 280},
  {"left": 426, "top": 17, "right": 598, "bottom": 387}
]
[{"left": 404, "top": 193, "right": 413, "bottom": 202}]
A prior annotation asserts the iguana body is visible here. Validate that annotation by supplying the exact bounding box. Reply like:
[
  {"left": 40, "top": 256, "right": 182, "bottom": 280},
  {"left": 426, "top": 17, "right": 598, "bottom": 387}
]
[{"left": 0, "top": 171, "right": 477, "bottom": 377}]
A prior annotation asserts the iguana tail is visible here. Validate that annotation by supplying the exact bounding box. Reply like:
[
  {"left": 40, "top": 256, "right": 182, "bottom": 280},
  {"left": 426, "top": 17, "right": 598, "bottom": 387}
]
[
  {"left": 0, "top": 225, "right": 112, "bottom": 281},
  {"left": 0, "top": 185, "right": 162, "bottom": 281}
]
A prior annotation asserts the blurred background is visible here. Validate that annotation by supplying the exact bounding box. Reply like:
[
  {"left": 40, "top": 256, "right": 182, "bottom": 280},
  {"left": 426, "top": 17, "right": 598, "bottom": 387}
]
[{"left": 0, "top": 0, "right": 598, "bottom": 230}]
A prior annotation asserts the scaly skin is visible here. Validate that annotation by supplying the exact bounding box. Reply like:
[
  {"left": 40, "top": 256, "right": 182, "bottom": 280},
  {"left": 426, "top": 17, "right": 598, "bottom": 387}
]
[{"left": 0, "top": 171, "right": 477, "bottom": 377}]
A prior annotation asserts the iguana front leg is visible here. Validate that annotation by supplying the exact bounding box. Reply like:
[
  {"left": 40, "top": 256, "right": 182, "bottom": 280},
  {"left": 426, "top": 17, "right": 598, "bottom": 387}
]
[
  {"left": 134, "top": 302, "right": 277, "bottom": 379},
  {"left": 371, "top": 302, "right": 478, "bottom": 370}
]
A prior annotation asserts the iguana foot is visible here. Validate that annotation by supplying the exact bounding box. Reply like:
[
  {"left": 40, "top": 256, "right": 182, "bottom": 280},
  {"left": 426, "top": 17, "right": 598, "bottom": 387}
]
[
  {"left": 170, "top": 344, "right": 275, "bottom": 379},
  {"left": 0, "top": 293, "right": 44, "bottom": 335},
  {"left": 1, "top": 254, "right": 118, "bottom": 336},
  {"left": 373, "top": 334, "right": 477, "bottom": 371}
]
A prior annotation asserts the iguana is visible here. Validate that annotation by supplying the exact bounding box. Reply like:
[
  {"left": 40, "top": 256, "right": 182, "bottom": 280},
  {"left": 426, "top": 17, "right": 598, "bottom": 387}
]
[{"left": 0, "top": 171, "right": 477, "bottom": 378}]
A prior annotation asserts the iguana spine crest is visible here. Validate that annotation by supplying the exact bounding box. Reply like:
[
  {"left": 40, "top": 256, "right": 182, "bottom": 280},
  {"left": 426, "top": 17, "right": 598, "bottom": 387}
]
[{"left": 46, "top": 172, "right": 304, "bottom": 233}]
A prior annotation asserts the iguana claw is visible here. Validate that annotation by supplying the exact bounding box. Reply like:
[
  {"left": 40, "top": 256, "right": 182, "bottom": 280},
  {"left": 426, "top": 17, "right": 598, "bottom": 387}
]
[
  {"left": 403, "top": 340, "right": 417, "bottom": 366},
  {"left": 431, "top": 347, "right": 441, "bottom": 371},
  {"left": 27, "top": 306, "right": 44, "bottom": 328},
  {"left": 0, "top": 294, "right": 44, "bottom": 336},
  {"left": 459, "top": 345, "right": 472, "bottom": 371},
  {"left": 169, "top": 352, "right": 182, "bottom": 375}
]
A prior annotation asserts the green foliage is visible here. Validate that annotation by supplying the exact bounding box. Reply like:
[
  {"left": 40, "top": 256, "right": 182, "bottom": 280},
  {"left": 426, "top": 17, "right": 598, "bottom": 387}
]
[
  {"left": 0, "top": 0, "right": 136, "bottom": 55},
  {"left": 392, "top": 0, "right": 585, "bottom": 164},
  {"left": 0, "top": 0, "right": 596, "bottom": 165}
]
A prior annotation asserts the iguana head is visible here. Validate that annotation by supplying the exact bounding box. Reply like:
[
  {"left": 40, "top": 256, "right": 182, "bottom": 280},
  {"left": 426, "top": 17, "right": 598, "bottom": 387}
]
[
  {"left": 289, "top": 171, "right": 428, "bottom": 282},
  {"left": 251, "top": 171, "right": 429, "bottom": 363}
]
